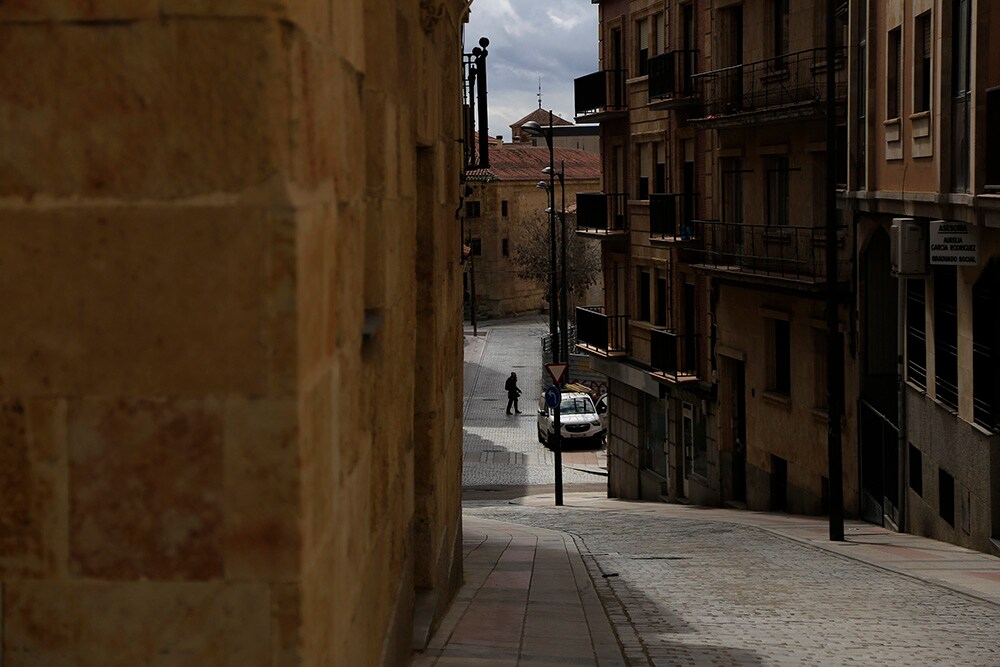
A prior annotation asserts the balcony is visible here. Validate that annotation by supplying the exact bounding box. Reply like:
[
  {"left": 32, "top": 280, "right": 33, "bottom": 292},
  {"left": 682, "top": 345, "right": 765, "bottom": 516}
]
[
  {"left": 687, "top": 220, "right": 849, "bottom": 286},
  {"left": 648, "top": 50, "right": 700, "bottom": 110},
  {"left": 576, "top": 306, "right": 628, "bottom": 357},
  {"left": 691, "top": 48, "right": 846, "bottom": 128},
  {"left": 650, "top": 329, "right": 699, "bottom": 383},
  {"left": 576, "top": 192, "right": 629, "bottom": 238},
  {"left": 649, "top": 193, "right": 696, "bottom": 243},
  {"left": 574, "top": 69, "right": 627, "bottom": 122}
]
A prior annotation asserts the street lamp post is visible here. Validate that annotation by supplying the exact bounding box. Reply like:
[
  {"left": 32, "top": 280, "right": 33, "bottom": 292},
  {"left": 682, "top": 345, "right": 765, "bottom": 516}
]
[{"left": 524, "top": 115, "right": 568, "bottom": 507}]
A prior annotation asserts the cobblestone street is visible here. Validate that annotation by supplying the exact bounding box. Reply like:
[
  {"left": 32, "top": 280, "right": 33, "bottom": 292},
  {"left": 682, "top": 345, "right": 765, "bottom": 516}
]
[
  {"left": 463, "top": 317, "right": 608, "bottom": 492},
  {"left": 454, "top": 318, "right": 1000, "bottom": 666}
]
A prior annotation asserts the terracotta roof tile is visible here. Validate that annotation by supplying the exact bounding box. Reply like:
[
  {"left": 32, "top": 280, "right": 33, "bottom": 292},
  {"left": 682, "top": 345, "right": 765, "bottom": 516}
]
[{"left": 465, "top": 147, "right": 600, "bottom": 182}]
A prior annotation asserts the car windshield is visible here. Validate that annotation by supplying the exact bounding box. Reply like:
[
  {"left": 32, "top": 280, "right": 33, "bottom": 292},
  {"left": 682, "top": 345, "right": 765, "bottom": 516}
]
[{"left": 560, "top": 396, "right": 596, "bottom": 415}]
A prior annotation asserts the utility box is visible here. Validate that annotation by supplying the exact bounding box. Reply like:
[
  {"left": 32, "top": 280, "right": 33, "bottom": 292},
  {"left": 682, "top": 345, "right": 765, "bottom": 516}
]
[{"left": 890, "top": 218, "right": 927, "bottom": 276}]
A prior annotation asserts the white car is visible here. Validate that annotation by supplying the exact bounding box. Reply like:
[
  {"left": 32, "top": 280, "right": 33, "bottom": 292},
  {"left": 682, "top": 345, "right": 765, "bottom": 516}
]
[{"left": 537, "top": 391, "right": 604, "bottom": 448}]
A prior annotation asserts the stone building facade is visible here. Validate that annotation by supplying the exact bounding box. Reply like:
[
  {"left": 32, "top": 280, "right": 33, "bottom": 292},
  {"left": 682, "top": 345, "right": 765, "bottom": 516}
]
[
  {"left": 581, "top": 0, "right": 998, "bottom": 556},
  {"left": 0, "top": 0, "right": 469, "bottom": 663},
  {"left": 464, "top": 146, "right": 602, "bottom": 318}
]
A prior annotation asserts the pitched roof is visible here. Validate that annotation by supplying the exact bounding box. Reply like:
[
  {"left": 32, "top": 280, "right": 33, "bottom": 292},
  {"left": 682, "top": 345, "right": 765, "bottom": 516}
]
[
  {"left": 509, "top": 108, "right": 573, "bottom": 130},
  {"left": 465, "top": 147, "right": 601, "bottom": 182}
]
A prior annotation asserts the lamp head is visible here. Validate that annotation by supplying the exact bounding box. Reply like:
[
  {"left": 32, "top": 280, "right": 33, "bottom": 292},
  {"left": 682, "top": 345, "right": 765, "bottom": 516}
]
[
  {"left": 521, "top": 121, "right": 544, "bottom": 137},
  {"left": 536, "top": 181, "right": 549, "bottom": 190}
]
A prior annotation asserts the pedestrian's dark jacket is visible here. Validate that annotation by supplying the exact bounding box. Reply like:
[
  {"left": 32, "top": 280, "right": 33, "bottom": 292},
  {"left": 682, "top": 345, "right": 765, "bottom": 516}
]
[{"left": 504, "top": 376, "right": 521, "bottom": 398}]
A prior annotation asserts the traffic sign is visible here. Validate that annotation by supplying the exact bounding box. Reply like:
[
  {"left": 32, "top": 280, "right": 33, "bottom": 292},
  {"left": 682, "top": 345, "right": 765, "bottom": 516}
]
[
  {"left": 545, "top": 386, "right": 561, "bottom": 409},
  {"left": 545, "top": 362, "right": 568, "bottom": 385}
]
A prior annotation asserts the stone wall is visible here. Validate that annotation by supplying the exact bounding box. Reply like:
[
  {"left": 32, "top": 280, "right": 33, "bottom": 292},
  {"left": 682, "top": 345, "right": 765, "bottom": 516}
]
[{"left": 0, "top": 0, "right": 467, "bottom": 664}]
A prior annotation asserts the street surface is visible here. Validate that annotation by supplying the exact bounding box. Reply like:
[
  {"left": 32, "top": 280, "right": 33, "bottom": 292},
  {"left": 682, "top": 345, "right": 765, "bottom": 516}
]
[
  {"left": 457, "top": 317, "right": 1000, "bottom": 666},
  {"left": 463, "top": 317, "right": 607, "bottom": 494}
]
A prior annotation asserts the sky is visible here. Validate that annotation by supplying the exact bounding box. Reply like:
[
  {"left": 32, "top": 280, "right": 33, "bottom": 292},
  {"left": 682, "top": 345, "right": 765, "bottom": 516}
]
[{"left": 465, "top": 0, "right": 600, "bottom": 141}]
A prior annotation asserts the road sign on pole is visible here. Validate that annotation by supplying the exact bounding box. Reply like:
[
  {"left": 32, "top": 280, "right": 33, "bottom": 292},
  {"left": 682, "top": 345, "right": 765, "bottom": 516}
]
[
  {"left": 545, "top": 362, "right": 568, "bottom": 386},
  {"left": 544, "top": 386, "right": 561, "bottom": 409}
]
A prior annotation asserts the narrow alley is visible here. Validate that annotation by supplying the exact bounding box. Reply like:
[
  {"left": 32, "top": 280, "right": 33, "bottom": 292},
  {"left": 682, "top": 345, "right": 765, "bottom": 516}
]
[{"left": 416, "top": 318, "right": 1000, "bottom": 666}]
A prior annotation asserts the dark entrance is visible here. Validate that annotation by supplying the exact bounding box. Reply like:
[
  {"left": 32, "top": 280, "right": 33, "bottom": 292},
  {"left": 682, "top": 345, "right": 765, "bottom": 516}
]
[
  {"left": 859, "top": 228, "right": 900, "bottom": 526},
  {"left": 732, "top": 360, "right": 747, "bottom": 502}
]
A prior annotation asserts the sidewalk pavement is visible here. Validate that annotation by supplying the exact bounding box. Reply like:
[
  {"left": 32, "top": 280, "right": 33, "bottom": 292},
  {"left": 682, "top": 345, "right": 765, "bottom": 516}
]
[{"left": 417, "top": 493, "right": 1000, "bottom": 666}]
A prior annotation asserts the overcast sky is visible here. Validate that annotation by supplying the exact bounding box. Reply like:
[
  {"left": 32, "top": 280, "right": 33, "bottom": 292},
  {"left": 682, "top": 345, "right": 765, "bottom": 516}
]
[{"left": 465, "top": 0, "right": 599, "bottom": 141}]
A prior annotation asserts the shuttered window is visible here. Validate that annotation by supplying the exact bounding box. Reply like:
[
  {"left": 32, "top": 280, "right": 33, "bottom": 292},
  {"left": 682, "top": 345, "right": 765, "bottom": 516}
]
[{"left": 915, "top": 13, "right": 932, "bottom": 113}]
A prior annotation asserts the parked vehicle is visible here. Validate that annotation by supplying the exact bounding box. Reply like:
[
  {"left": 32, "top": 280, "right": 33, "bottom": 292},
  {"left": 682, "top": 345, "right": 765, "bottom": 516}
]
[
  {"left": 595, "top": 393, "right": 608, "bottom": 436},
  {"left": 536, "top": 391, "right": 604, "bottom": 448}
]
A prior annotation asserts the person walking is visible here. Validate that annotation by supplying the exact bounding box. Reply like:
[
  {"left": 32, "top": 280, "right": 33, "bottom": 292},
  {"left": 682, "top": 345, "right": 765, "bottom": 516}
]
[{"left": 504, "top": 371, "right": 522, "bottom": 415}]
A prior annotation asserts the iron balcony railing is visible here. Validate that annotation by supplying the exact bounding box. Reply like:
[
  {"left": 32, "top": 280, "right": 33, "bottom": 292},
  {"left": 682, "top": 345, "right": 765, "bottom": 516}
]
[
  {"left": 574, "top": 69, "right": 627, "bottom": 117},
  {"left": 650, "top": 329, "right": 699, "bottom": 379},
  {"left": 649, "top": 193, "right": 696, "bottom": 241},
  {"left": 577, "top": 192, "right": 628, "bottom": 234},
  {"left": 692, "top": 47, "right": 846, "bottom": 120},
  {"left": 688, "top": 220, "right": 849, "bottom": 282},
  {"left": 648, "top": 50, "right": 698, "bottom": 102},
  {"left": 576, "top": 306, "right": 628, "bottom": 355}
]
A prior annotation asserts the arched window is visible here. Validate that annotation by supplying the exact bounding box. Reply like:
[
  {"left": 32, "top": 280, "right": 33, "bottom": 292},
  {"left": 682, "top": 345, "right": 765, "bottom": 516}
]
[{"left": 973, "top": 262, "right": 1000, "bottom": 430}]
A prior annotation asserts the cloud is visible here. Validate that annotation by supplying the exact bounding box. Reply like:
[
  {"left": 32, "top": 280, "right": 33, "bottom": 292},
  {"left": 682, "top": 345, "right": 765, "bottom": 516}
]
[{"left": 466, "top": 0, "right": 599, "bottom": 140}]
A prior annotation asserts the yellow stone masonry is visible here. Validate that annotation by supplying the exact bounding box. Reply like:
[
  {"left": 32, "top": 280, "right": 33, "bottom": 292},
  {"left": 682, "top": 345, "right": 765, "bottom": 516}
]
[{"left": 0, "top": 1, "right": 468, "bottom": 664}]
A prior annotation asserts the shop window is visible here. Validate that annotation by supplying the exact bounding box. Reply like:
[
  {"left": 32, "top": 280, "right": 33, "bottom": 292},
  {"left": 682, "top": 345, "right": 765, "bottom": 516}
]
[
  {"left": 973, "top": 262, "right": 1000, "bottom": 429},
  {"left": 906, "top": 278, "right": 927, "bottom": 389},
  {"left": 933, "top": 266, "right": 958, "bottom": 410}
]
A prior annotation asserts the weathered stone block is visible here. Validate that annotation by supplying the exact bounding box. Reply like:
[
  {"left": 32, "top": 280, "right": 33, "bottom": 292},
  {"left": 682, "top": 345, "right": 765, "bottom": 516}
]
[
  {"left": 0, "top": 0, "right": 157, "bottom": 22},
  {"left": 0, "top": 399, "right": 67, "bottom": 578},
  {"left": 223, "top": 398, "right": 299, "bottom": 581},
  {"left": 68, "top": 398, "right": 225, "bottom": 580},
  {"left": 0, "top": 21, "right": 289, "bottom": 201},
  {"left": 0, "top": 208, "right": 284, "bottom": 397},
  {"left": 3, "top": 581, "right": 269, "bottom": 666}
]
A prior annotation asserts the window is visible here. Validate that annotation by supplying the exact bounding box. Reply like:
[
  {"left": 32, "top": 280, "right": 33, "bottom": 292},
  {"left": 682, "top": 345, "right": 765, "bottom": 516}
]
[
  {"left": 639, "top": 271, "right": 651, "bottom": 321},
  {"left": 987, "top": 90, "right": 1000, "bottom": 188},
  {"left": 652, "top": 13, "right": 664, "bottom": 56},
  {"left": 655, "top": 274, "right": 667, "bottom": 327},
  {"left": 909, "top": 444, "right": 923, "bottom": 497},
  {"left": 951, "top": 0, "right": 971, "bottom": 191},
  {"left": 466, "top": 201, "right": 481, "bottom": 218},
  {"left": 765, "top": 156, "right": 790, "bottom": 227},
  {"left": 637, "top": 18, "right": 649, "bottom": 76},
  {"left": 887, "top": 27, "right": 902, "bottom": 119},
  {"left": 638, "top": 143, "right": 650, "bottom": 200},
  {"left": 939, "top": 468, "right": 955, "bottom": 527},
  {"left": 654, "top": 142, "right": 666, "bottom": 194},
  {"left": 643, "top": 395, "right": 668, "bottom": 478},
  {"left": 772, "top": 0, "right": 789, "bottom": 64},
  {"left": 973, "top": 263, "right": 1000, "bottom": 430},
  {"left": 933, "top": 266, "right": 958, "bottom": 410},
  {"left": 501, "top": 200, "right": 509, "bottom": 217},
  {"left": 914, "top": 13, "right": 932, "bottom": 113},
  {"left": 469, "top": 238, "right": 482, "bottom": 256},
  {"left": 501, "top": 238, "right": 509, "bottom": 258},
  {"left": 906, "top": 278, "right": 927, "bottom": 389},
  {"left": 768, "top": 318, "right": 791, "bottom": 395},
  {"left": 856, "top": 0, "right": 867, "bottom": 186}
]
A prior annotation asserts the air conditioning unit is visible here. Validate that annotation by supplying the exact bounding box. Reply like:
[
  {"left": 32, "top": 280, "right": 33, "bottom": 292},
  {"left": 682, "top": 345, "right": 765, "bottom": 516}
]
[{"left": 890, "top": 218, "right": 927, "bottom": 276}]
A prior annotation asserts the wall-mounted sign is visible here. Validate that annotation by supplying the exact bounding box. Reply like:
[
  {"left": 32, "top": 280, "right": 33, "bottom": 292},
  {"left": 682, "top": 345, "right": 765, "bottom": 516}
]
[{"left": 929, "top": 221, "right": 978, "bottom": 266}]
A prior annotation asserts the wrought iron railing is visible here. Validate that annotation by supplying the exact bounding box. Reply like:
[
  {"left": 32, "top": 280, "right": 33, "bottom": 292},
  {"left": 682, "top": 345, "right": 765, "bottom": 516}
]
[
  {"left": 576, "top": 306, "right": 628, "bottom": 354},
  {"left": 692, "top": 48, "right": 846, "bottom": 119},
  {"left": 574, "top": 69, "right": 628, "bottom": 117},
  {"left": 648, "top": 50, "right": 698, "bottom": 102},
  {"left": 650, "top": 329, "right": 698, "bottom": 378},
  {"left": 649, "top": 193, "right": 696, "bottom": 241},
  {"left": 577, "top": 192, "right": 628, "bottom": 233},
  {"left": 688, "top": 220, "right": 848, "bottom": 282}
]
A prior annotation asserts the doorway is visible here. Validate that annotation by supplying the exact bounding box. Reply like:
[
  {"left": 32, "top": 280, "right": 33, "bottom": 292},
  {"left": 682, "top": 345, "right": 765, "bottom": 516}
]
[{"left": 731, "top": 360, "right": 747, "bottom": 502}]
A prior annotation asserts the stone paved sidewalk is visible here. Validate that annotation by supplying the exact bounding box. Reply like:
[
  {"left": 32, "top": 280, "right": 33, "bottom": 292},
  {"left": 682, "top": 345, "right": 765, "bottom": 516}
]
[{"left": 451, "top": 493, "right": 1000, "bottom": 666}]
